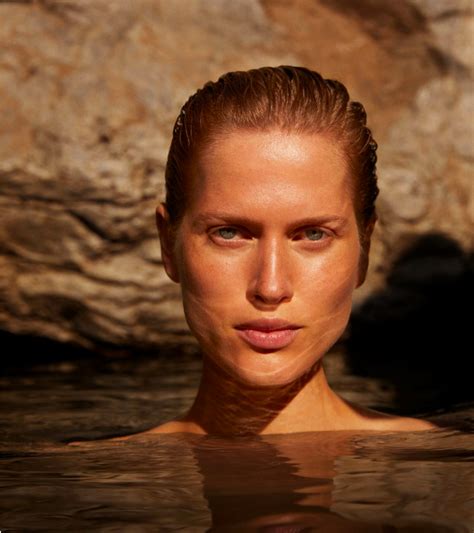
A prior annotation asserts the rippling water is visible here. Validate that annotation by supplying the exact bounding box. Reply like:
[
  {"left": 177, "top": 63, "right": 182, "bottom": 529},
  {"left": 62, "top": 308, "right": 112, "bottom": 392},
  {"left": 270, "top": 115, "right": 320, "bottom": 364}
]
[{"left": 1, "top": 348, "right": 473, "bottom": 531}]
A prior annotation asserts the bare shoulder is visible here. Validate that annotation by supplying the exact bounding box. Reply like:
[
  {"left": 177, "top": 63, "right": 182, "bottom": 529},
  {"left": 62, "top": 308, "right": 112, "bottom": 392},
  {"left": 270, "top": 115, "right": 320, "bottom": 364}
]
[
  {"left": 343, "top": 399, "right": 438, "bottom": 432},
  {"left": 381, "top": 416, "right": 438, "bottom": 432},
  {"left": 364, "top": 413, "right": 437, "bottom": 431},
  {"left": 66, "top": 421, "right": 201, "bottom": 446},
  {"left": 118, "top": 419, "right": 206, "bottom": 438},
  {"left": 147, "top": 420, "right": 199, "bottom": 434}
]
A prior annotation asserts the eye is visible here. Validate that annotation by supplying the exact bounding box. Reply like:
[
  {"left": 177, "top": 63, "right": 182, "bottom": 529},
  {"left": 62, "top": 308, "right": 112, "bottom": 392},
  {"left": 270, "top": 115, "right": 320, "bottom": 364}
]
[
  {"left": 293, "top": 227, "right": 329, "bottom": 242},
  {"left": 216, "top": 227, "right": 239, "bottom": 240},
  {"left": 304, "top": 228, "right": 325, "bottom": 241},
  {"left": 210, "top": 226, "right": 249, "bottom": 244}
]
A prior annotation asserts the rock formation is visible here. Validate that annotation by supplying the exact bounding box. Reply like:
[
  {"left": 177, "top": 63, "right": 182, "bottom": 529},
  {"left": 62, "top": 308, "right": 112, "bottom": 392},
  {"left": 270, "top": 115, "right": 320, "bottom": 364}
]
[{"left": 0, "top": 0, "right": 472, "bottom": 352}]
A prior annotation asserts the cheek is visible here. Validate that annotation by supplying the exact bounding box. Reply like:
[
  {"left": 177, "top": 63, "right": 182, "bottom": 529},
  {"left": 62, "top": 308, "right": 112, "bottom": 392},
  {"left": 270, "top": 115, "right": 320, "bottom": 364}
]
[
  {"left": 179, "top": 244, "right": 239, "bottom": 298},
  {"left": 175, "top": 231, "right": 360, "bottom": 321},
  {"left": 176, "top": 241, "right": 242, "bottom": 340},
  {"left": 303, "top": 241, "right": 360, "bottom": 315}
]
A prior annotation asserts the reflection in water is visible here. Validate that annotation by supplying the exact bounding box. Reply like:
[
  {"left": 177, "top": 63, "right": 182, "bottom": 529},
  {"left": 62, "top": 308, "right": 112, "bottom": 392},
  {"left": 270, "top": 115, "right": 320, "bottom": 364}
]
[
  {"left": 193, "top": 431, "right": 473, "bottom": 531},
  {"left": 1, "top": 429, "right": 473, "bottom": 531},
  {"left": 1, "top": 346, "right": 473, "bottom": 531},
  {"left": 194, "top": 433, "right": 337, "bottom": 529}
]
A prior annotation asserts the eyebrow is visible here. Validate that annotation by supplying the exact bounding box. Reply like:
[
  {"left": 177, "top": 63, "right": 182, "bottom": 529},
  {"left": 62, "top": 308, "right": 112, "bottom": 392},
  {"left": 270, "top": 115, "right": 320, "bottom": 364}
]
[{"left": 192, "top": 212, "right": 350, "bottom": 229}]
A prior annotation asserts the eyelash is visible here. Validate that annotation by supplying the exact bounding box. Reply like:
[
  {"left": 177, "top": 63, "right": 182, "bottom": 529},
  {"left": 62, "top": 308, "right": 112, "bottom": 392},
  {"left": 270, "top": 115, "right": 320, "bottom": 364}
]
[{"left": 210, "top": 226, "right": 330, "bottom": 244}]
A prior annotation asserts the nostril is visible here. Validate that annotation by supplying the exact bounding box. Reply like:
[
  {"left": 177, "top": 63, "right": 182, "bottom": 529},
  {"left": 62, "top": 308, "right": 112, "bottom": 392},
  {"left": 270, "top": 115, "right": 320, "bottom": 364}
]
[{"left": 252, "top": 283, "right": 293, "bottom": 305}]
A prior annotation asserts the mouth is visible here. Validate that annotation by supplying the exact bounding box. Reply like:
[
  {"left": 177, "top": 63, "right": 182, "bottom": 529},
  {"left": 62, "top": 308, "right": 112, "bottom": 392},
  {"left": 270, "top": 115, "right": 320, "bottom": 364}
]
[{"left": 234, "top": 319, "right": 302, "bottom": 351}]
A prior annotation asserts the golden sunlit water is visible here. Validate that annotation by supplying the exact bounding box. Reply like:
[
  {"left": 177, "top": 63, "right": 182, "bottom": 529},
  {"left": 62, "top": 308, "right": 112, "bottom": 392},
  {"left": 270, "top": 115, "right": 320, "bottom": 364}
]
[{"left": 1, "top": 350, "right": 473, "bottom": 532}]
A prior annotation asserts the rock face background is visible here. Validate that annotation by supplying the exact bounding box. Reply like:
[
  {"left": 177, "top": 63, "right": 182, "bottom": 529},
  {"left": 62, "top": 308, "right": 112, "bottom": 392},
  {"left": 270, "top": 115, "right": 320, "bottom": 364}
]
[{"left": 0, "top": 0, "right": 472, "bottom": 353}]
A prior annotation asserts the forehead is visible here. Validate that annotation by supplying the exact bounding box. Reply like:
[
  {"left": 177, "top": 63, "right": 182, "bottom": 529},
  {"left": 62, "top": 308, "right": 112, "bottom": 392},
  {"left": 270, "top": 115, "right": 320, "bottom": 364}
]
[{"left": 187, "top": 130, "right": 353, "bottom": 216}]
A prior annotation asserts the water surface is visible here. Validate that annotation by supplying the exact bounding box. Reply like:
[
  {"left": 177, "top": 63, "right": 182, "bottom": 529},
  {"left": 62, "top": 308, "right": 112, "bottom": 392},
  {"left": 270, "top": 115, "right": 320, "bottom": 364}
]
[{"left": 1, "top": 348, "right": 473, "bottom": 531}]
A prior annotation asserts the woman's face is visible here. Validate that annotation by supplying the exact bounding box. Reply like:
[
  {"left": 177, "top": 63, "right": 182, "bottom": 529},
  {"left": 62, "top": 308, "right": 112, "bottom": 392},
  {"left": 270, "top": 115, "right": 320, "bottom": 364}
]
[{"left": 160, "top": 129, "right": 365, "bottom": 387}]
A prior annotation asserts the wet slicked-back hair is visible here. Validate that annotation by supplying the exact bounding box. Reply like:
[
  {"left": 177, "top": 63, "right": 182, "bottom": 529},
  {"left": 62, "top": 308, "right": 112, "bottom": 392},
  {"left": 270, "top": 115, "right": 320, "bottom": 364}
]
[{"left": 165, "top": 65, "right": 379, "bottom": 245}]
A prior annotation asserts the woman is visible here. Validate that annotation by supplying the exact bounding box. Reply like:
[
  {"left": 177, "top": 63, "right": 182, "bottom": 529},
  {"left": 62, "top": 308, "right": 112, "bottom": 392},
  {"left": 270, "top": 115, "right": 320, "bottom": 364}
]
[{"left": 153, "top": 65, "right": 436, "bottom": 436}]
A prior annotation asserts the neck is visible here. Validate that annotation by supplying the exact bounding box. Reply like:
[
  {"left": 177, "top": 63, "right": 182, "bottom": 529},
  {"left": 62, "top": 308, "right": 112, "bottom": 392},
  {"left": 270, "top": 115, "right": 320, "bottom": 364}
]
[{"left": 183, "top": 353, "right": 349, "bottom": 436}]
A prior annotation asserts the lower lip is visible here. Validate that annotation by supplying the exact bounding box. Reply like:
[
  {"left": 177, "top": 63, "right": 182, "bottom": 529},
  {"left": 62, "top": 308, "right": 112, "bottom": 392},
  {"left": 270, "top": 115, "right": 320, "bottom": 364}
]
[{"left": 235, "top": 328, "right": 300, "bottom": 350}]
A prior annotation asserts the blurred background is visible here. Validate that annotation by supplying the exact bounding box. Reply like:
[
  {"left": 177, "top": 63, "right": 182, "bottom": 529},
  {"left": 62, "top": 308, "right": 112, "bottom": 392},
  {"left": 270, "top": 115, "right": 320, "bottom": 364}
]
[{"left": 0, "top": 0, "right": 472, "bottom": 414}]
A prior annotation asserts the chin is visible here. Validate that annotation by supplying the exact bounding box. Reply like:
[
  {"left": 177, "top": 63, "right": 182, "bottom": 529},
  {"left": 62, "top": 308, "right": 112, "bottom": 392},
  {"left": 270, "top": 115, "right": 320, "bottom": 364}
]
[{"left": 223, "top": 348, "right": 319, "bottom": 389}]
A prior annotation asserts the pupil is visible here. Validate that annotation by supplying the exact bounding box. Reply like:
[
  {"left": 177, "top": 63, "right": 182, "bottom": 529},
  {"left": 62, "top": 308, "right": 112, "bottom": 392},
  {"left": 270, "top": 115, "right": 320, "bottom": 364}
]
[{"left": 306, "top": 229, "right": 322, "bottom": 240}]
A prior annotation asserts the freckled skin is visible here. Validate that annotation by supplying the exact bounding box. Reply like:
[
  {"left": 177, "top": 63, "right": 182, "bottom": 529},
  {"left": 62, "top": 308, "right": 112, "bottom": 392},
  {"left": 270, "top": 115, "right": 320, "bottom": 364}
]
[
  {"left": 174, "top": 131, "right": 359, "bottom": 387},
  {"left": 154, "top": 130, "right": 437, "bottom": 435}
]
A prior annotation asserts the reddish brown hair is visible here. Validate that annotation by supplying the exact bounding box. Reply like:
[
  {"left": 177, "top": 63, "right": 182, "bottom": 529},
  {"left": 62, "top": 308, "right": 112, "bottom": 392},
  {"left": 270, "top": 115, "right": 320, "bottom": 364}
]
[{"left": 165, "top": 65, "right": 379, "bottom": 244}]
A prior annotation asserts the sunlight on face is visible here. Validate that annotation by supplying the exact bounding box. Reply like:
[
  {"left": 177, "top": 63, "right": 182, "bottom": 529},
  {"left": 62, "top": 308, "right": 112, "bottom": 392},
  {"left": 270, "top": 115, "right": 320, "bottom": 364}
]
[{"left": 172, "top": 130, "right": 361, "bottom": 387}]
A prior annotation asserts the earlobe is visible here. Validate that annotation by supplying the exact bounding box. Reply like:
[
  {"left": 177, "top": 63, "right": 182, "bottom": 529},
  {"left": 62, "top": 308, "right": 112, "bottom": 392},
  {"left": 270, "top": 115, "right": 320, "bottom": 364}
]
[{"left": 155, "top": 203, "right": 180, "bottom": 283}]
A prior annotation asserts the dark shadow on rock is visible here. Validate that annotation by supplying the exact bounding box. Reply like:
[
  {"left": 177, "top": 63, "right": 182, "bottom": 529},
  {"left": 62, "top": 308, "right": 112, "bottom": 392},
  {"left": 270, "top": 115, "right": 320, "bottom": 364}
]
[
  {"left": 345, "top": 232, "right": 473, "bottom": 417},
  {"left": 0, "top": 329, "right": 99, "bottom": 373},
  {"left": 0, "top": 328, "right": 198, "bottom": 374}
]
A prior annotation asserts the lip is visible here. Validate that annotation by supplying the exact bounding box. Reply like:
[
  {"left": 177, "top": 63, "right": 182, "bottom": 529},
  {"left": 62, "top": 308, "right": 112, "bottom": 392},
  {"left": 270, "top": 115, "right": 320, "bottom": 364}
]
[
  {"left": 234, "top": 319, "right": 302, "bottom": 332},
  {"left": 234, "top": 319, "right": 302, "bottom": 351}
]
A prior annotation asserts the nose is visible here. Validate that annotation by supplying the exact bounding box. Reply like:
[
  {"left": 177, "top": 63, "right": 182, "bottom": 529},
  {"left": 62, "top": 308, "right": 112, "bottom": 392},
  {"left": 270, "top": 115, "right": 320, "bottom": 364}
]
[{"left": 247, "top": 237, "right": 293, "bottom": 307}]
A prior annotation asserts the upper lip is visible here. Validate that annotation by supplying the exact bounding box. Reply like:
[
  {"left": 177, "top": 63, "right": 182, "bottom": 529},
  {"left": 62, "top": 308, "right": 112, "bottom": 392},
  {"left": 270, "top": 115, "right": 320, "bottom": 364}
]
[{"left": 234, "top": 319, "right": 302, "bottom": 331}]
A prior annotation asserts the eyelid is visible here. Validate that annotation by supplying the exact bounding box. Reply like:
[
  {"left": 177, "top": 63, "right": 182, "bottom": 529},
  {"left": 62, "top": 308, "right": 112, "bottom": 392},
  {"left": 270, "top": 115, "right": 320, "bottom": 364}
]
[
  {"left": 292, "top": 226, "right": 331, "bottom": 240},
  {"left": 208, "top": 225, "right": 332, "bottom": 242},
  {"left": 208, "top": 224, "right": 333, "bottom": 236},
  {"left": 209, "top": 225, "right": 248, "bottom": 240}
]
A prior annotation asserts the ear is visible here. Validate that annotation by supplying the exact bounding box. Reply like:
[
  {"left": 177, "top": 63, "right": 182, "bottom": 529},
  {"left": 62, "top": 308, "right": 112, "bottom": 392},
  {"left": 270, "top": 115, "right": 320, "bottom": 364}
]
[
  {"left": 155, "top": 203, "right": 180, "bottom": 283},
  {"left": 356, "top": 216, "right": 377, "bottom": 288}
]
